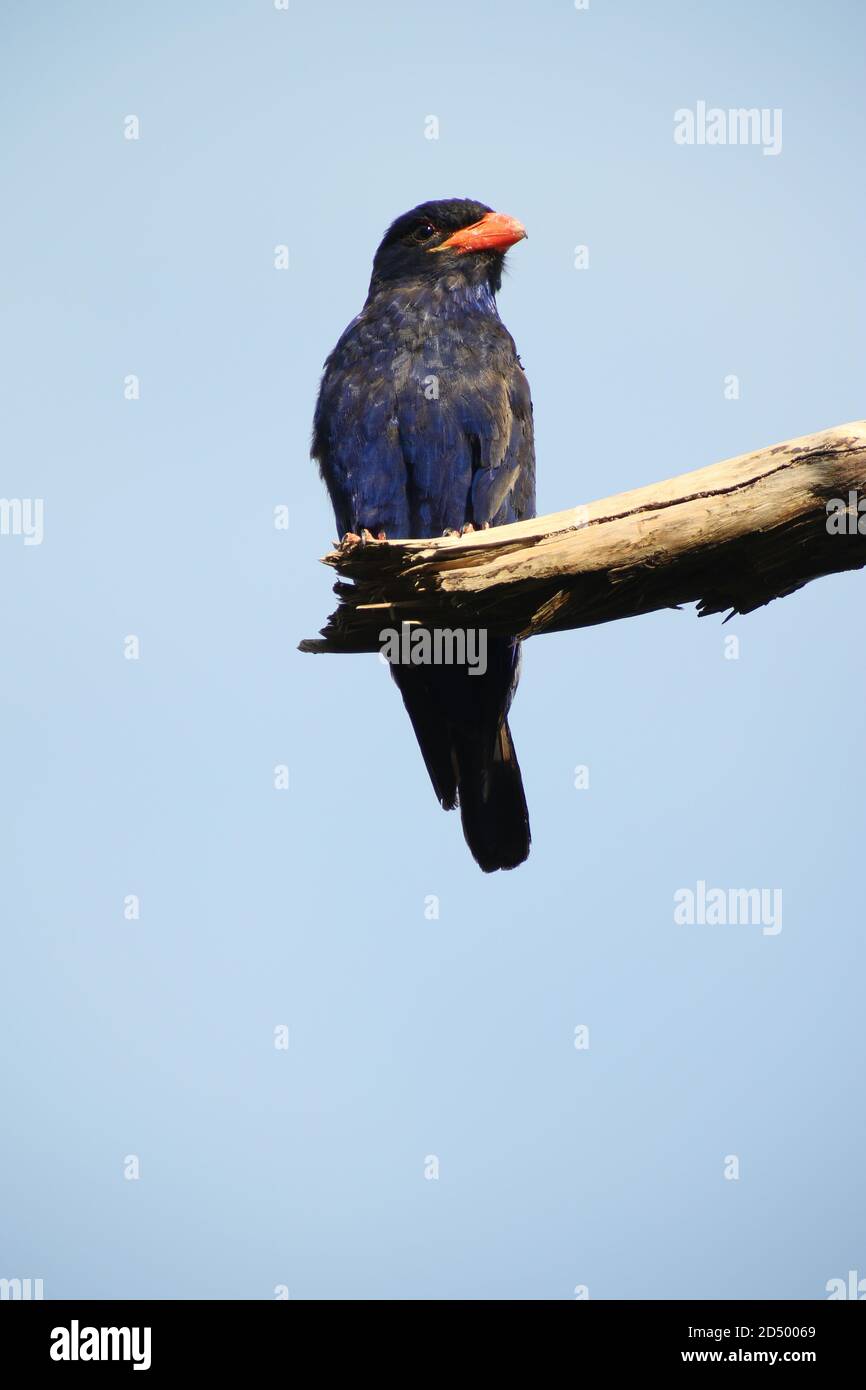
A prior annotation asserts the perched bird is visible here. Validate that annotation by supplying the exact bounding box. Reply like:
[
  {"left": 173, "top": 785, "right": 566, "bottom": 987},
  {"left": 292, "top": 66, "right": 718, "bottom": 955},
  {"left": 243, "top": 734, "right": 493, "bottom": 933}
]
[{"left": 312, "top": 198, "right": 536, "bottom": 871}]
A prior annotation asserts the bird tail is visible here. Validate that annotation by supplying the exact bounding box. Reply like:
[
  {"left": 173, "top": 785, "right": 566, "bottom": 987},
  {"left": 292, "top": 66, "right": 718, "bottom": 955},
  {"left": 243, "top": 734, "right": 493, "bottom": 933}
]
[
  {"left": 451, "top": 717, "right": 531, "bottom": 873},
  {"left": 391, "top": 648, "right": 531, "bottom": 873}
]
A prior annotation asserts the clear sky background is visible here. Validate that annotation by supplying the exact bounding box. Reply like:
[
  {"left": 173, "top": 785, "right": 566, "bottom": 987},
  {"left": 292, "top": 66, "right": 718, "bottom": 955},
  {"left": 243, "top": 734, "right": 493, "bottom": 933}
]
[{"left": 2, "top": 0, "right": 864, "bottom": 1300}]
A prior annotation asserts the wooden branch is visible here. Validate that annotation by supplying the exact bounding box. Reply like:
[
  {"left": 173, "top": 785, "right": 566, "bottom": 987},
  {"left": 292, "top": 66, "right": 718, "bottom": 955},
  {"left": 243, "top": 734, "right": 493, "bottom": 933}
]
[{"left": 300, "top": 421, "right": 866, "bottom": 654}]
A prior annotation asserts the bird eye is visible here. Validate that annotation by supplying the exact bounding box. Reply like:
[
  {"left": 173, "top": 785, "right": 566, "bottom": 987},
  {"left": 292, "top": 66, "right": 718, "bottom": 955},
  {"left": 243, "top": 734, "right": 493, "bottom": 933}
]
[{"left": 413, "top": 222, "right": 437, "bottom": 242}]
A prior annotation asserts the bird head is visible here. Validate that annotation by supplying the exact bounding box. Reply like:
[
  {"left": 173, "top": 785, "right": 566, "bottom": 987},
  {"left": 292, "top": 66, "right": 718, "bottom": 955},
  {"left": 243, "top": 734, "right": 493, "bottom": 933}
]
[{"left": 368, "top": 198, "right": 527, "bottom": 297}]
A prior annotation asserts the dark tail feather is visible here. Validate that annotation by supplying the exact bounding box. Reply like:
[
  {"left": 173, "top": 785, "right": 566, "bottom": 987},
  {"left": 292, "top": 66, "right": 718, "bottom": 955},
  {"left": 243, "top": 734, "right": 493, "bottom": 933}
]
[
  {"left": 390, "top": 662, "right": 531, "bottom": 873},
  {"left": 391, "top": 667, "right": 458, "bottom": 810},
  {"left": 452, "top": 719, "right": 531, "bottom": 873}
]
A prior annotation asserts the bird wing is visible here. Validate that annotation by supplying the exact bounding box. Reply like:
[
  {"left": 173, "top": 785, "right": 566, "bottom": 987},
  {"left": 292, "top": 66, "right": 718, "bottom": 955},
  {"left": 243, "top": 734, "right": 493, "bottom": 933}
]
[
  {"left": 312, "top": 318, "right": 411, "bottom": 539},
  {"left": 394, "top": 320, "right": 536, "bottom": 532}
]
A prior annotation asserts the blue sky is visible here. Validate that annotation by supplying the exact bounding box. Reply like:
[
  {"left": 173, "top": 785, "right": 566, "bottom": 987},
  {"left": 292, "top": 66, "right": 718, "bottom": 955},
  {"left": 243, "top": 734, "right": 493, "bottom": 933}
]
[{"left": 1, "top": 0, "right": 864, "bottom": 1299}]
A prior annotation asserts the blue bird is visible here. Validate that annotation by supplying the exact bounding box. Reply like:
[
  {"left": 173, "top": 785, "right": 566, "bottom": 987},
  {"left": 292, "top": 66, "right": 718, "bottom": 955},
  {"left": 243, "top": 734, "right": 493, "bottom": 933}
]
[{"left": 312, "top": 198, "right": 536, "bottom": 871}]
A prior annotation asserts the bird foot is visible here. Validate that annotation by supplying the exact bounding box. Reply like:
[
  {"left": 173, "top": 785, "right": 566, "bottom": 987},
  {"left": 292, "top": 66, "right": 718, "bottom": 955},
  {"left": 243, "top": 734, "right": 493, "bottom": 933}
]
[
  {"left": 339, "top": 528, "right": 388, "bottom": 549},
  {"left": 445, "top": 523, "right": 488, "bottom": 537}
]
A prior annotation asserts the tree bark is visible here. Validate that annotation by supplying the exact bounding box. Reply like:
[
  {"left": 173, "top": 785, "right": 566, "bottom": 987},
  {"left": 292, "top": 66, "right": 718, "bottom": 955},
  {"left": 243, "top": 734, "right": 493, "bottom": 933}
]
[{"left": 300, "top": 421, "right": 866, "bottom": 654}]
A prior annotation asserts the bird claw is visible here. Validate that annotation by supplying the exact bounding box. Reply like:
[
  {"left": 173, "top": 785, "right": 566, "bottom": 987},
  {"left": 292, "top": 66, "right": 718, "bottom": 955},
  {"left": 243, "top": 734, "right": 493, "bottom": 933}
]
[
  {"left": 461, "top": 523, "right": 476, "bottom": 535},
  {"left": 442, "top": 528, "right": 460, "bottom": 538},
  {"left": 340, "top": 528, "right": 387, "bottom": 548}
]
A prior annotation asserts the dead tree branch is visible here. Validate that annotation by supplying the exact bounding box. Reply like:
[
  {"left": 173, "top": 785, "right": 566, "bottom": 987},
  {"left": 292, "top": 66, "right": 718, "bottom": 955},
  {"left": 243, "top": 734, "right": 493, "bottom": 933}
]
[{"left": 300, "top": 421, "right": 866, "bottom": 653}]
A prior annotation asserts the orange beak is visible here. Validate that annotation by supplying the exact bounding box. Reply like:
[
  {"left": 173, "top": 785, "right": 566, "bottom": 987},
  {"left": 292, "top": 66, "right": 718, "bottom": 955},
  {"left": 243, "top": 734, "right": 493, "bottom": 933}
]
[{"left": 430, "top": 210, "right": 527, "bottom": 255}]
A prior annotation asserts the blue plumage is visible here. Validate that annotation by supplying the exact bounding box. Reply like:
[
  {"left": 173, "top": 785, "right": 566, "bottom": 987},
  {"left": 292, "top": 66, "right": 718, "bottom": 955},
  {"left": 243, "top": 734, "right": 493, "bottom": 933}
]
[{"left": 312, "top": 199, "right": 536, "bottom": 870}]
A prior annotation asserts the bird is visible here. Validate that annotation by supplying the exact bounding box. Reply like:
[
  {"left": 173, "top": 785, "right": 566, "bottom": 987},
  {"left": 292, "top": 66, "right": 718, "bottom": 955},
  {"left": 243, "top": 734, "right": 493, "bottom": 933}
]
[{"left": 312, "top": 198, "right": 536, "bottom": 871}]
